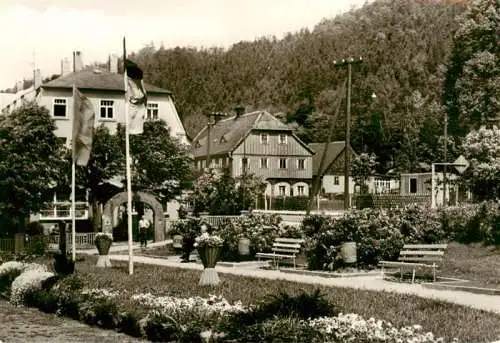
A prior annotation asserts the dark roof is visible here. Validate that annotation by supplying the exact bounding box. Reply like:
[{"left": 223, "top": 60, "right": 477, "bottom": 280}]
[
  {"left": 309, "top": 141, "right": 349, "bottom": 176},
  {"left": 42, "top": 70, "right": 171, "bottom": 94},
  {"left": 192, "top": 110, "right": 300, "bottom": 158}
]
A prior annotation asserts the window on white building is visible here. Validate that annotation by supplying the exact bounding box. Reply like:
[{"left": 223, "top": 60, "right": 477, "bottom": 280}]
[
  {"left": 242, "top": 157, "right": 248, "bottom": 171},
  {"left": 53, "top": 98, "right": 67, "bottom": 117},
  {"left": 278, "top": 185, "right": 286, "bottom": 196},
  {"left": 260, "top": 158, "right": 268, "bottom": 168},
  {"left": 279, "top": 134, "right": 287, "bottom": 144},
  {"left": 334, "top": 176, "right": 340, "bottom": 185},
  {"left": 297, "top": 159, "right": 305, "bottom": 170},
  {"left": 279, "top": 158, "right": 287, "bottom": 169},
  {"left": 147, "top": 103, "right": 159, "bottom": 120},
  {"left": 100, "top": 100, "right": 114, "bottom": 119},
  {"left": 297, "top": 185, "right": 305, "bottom": 196},
  {"left": 260, "top": 133, "right": 268, "bottom": 144}
]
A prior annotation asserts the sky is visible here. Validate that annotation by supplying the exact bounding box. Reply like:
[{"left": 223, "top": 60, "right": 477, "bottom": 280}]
[{"left": 0, "top": 0, "right": 369, "bottom": 90}]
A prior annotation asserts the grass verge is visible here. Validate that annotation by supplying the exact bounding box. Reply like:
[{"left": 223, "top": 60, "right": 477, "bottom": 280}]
[{"left": 75, "top": 255, "right": 500, "bottom": 343}]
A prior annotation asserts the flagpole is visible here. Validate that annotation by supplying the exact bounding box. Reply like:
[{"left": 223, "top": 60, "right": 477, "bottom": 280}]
[
  {"left": 123, "top": 37, "right": 134, "bottom": 275},
  {"left": 71, "top": 51, "right": 77, "bottom": 261}
]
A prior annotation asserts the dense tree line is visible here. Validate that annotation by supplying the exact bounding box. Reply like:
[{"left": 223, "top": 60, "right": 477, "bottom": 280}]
[{"left": 126, "top": 0, "right": 468, "bottom": 173}]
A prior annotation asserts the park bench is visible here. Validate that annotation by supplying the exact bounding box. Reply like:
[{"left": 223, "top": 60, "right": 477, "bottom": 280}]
[
  {"left": 256, "top": 238, "right": 305, "bottom": 269},
  {"left": 378, "top": 244, "right": 448, "bottom": 283}
]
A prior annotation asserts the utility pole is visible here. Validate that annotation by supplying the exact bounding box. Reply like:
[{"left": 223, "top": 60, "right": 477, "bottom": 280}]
[
  {"left": 443, "top": 114, "right": 448, "bottom": 207},
  {"left": 205, "top": 111, "right": 226, "bottom": 169},
  {"left": 334, "top": 57, "right": 363, "bottom": 210}
]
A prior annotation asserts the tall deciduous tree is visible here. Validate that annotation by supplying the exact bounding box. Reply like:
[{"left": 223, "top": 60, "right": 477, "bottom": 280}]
[
  {"left": 444, "top": 0, "right": 500, "bottom": 135},
  {"left": 0, "top": 102, "right": 66, "bottom": 235},
  {"left": 118, "top": 120, "right": 193, "bottom": 203},
  {"left": 461, "top": 125, "right": 500, "bottom": 200}
]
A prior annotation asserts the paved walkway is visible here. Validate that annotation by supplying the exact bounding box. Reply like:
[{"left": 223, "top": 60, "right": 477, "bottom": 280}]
[{"left": 90, "top": 252, "right": 500, "bottom": 315}]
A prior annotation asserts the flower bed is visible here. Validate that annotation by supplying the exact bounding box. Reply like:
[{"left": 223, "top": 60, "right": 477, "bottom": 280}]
[{"left": 0, "top": 261, "right": 459, "bottom": 343}]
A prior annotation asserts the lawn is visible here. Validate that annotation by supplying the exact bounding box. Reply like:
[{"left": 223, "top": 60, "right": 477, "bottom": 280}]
[
  {"left": 74, "top": 255, "right": 500, "bottom": 343},
  {"left": 439, "top": 242, "right": 500, "bottom": 289},
  {"left": 0, "top": 300, "right": 146, "bottom": 343}
]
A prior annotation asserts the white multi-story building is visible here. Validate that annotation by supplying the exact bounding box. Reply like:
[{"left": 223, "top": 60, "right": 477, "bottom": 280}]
[{"left": 1, "top": 52, "right": 189, "bottom": 224}]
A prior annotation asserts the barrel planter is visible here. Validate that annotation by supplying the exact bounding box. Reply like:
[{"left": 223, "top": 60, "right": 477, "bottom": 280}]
[
  {"left": 172, "top": 235, "right": 183, "bottom": 249},
  {"left": 198, "top": 246, "right": 221, "bottom": 286},
  {"left": 341, "top": 242, "right": 357, "bottom": 264},
  {"left": 238, "top": 238, "right": 250, "bottom": 256}
]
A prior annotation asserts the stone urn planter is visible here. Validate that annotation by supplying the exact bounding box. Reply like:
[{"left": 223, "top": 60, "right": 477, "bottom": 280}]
[
  {"left": 195, "top": 233, "right": 224, "bottom": 286},
  {"left": 95, "top": 233, "right": 113, "bottom": 268}
]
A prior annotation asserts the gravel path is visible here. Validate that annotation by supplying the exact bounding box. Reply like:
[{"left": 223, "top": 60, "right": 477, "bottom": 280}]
[{"left": 0, "top": 301, "right": 146, "bottom": 343}]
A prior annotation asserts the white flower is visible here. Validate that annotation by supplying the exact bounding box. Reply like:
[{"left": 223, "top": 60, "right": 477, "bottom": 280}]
[
  {"left": 81, "top": 288, "right": 120, "bottom": 299},
  {"left": 0, "top": 261, "right": 25, "bottom": 276},
  {"left": 10, "top": 269, "right": 54, "bottom": 306},
  {"left": 194, "top": 232, "right": 224, "bottom": 248},
  {"left": 95, "top": 232, "right": 113, "bottom": 241}
]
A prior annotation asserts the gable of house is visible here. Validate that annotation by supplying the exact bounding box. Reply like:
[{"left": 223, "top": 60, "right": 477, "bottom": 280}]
[{"left": 192, "top": 110, "right": 313, "bottom": 159}]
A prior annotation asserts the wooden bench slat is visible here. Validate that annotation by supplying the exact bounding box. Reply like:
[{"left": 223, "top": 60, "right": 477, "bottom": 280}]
[
  {"left": 403, "top": 244, "right": 448, "bottom": 249},
  {"left": 273, "top": 248, "right": 299, "bottom": 253},
  {"left": 400, "top": 250, "right": 444, "bottom": 256},
  {"left": 276, "top": 238, "right": 304, "bottom": 243},
  {"left": 273, "top": 243, "right": 301, "bottom": 249},
  {"left": 399, "top": 256, "right": 442, "bottom": 262},
  {"left": 379, "top": 261, "right": 427, "bottom": 267}
]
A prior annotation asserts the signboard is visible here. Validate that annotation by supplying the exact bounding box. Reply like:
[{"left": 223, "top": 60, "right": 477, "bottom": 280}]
[{"left": 454, "top": 155, "right": 469, "bottom": 174}]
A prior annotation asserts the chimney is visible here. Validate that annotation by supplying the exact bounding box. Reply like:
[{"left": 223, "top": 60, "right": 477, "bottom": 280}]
[
  {"left": 33, "top": 69, "right": 42, "bottom": 89},
  {"left": 235, "top": 104, "right": 245, "bottom": 117},
  {"left": 61, "top": 58, "right": 71, "bottom": 75},
  {"left": 74, "top": 51, "right": 83, "bottom": 72},
  {"left": 16, "top": 80, "right": 23, "bottom": 93},
  {"left": 109, "top": 54, "right": 118, "bottom": 73}
]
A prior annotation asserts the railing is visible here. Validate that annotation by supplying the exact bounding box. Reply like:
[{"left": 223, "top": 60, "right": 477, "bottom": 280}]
[
  {"left": 47, "top": 232, "right": 100, "bottom": 249},
  {"left": 200, "top": 215, "right": 241, "bottom": 227},
  {"left": 0, "top": 238, "right": 15, "bottom": 252},
  {"left": 38, "top": 202, "right": 89, "bottom": 220}
]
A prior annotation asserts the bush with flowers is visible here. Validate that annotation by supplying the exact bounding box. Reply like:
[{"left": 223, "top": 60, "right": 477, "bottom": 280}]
[
  {"left": 10, "top": 264, "right": 54, "bottom": 306},
  {"left": 305, "top": 202, "right": 500, "bottom": 271},
  {"left": 212, "top": 213, "right": 304, "bottom": 262},
  {"left": 169, "top": 216, "right": 207, "bottom": 261}
]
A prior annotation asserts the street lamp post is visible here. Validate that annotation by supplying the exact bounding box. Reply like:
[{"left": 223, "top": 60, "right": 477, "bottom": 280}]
[{"left": 334, "top": 57, "right": 363, "bottom": 210}]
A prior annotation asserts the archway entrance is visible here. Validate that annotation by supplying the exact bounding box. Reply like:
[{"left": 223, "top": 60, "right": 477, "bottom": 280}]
[{"left": 102, "top": 191, "right": 165, "bottom": 242}]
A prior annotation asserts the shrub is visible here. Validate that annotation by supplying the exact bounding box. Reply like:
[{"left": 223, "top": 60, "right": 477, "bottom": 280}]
[
  {"left": 224, "top": 289, "right": 336, "bottom": 329},
  {"left": 52, "top": 274, "right": 84, "bottom": 319},
  {"left": 301, "top": 215, "right": 328, "bottom": 237},
  {"left": 26, "top": 235, "right": 48, "bottom": 256},
  {"left": 10, "top": 267, "right": 54, "bottom": 306},
  {"left": 25, "top": 288, "right": 59, "bottom": 313},
  {"left": 53, "top": 252, "right": 75, "bottom": 276},
  {"left": 0, "top": 261, "right": 25, "bottom": 298},
  {"left": 169, "top": 217, "right": 205, "bottom": 261},
  {"left": 306, "top": 209, "right": 405, "bottom": 270}
]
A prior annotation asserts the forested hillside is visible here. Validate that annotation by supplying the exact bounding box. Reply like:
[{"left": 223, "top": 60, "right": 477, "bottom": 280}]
[{"left": 128, "top": 0, "right": 467, "bottom": 173}]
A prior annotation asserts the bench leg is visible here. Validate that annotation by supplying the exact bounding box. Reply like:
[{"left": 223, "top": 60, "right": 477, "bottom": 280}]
[
  {"left": 293, "top": 257, "right": 296, "bottom": 269},
  {"left": 411, "top": 269, "right": 416, "bottom": 284},
  {"left": 400, "top": 267, "right": 403, "bottom": 281},
  {"left": 433, "top": 266, "right": 436, "bottom": 282},
  {"left": 381, "top": 266, "right": 384, "bottom": 279}
]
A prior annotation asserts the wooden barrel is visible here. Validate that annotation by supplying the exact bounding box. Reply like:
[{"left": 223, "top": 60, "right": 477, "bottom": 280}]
[
  {"left": 341, "top": 242, "right": 357, "bottom": 264},
  {"left": 238, "top": 238, "right": 250, "bottom": 255},
  {"left": 172, "top": 235, "right": 183, "bottom": 249}
]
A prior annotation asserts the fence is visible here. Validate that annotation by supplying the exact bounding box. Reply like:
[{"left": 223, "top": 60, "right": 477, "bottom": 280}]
[
  {"left": 47, "top": 232, "right": 99, "bottom": 249},
  {"left": 0, "top": 235, "right": 49, "bottom": 253},
  {"left": 355, "top": 194, "right": 431, "bottom": 209}
]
